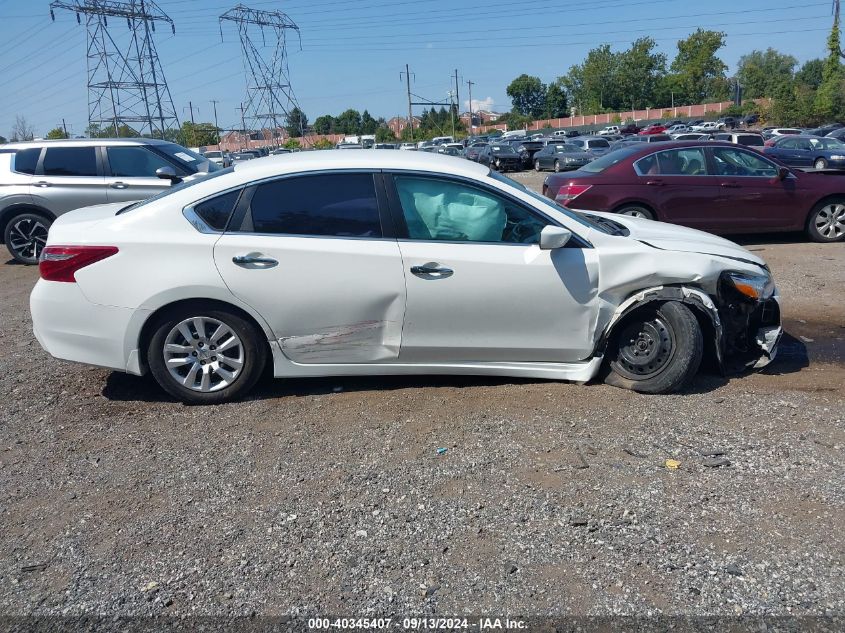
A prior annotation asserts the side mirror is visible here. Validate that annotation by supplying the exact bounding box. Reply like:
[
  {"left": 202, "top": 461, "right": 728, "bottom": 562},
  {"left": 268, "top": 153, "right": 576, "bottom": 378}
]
[
  {"left": 539, "top": 225, "right": 572, "bottom": 250},
  {"left": 155, "top": 166, "right": 181, "bottom": 184}
]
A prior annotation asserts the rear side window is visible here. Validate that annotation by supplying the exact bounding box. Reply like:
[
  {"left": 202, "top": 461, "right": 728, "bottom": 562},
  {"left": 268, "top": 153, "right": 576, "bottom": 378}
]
[
  {"left": 13, "top": 148, "right": 40, "bottom": 174},
  {"left": 42, "top": 147, "right": 97, "bottom": 177},
  {"left": 244, "top": 173, "right": 382, "bottom": 238},
  {"left": 635, "top": 148, "right": 707, "bottom": 176},
  {"left": 193, "top": 189, "right": 240, "bottom": 231},
  {"left": 107, "top": 146, "right": 173, "bottom": 177}
]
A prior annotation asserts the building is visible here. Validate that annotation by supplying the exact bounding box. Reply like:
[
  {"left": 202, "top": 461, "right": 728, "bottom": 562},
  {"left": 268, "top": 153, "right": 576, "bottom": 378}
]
[{"left": 387, "top": 116, "right": 422, "bottom": 137}]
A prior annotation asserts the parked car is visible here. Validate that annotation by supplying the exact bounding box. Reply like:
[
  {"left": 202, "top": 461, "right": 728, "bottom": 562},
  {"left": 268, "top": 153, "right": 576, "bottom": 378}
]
[
  {"left": 807, "top": 122, "right": 843, "bottom": 136},
  {"left": 374, "top": 143, "right": 397, "bottom": 150},
  {"left": 477, "top": 143, "right": 522, "bottom": 171},
  {"left": 826, "top": 127, "right": 845, "bottom": 141},
  {"left": 742, "top": 114, "right": 760, "bottom": 126},
  {"left": 0, "top": 138, "right": 219, "bottom": 264},
  {"left": 399, "top": 143, "right": 417, "bottom": 151},
  {"left": 610, "top": 134, "right": 672, "bottom": 150},
  {"left": 717, "top": 117, "right": 739, "bottom": 130},
  {"left": 763, "top": 135, "right": 845, "bottom": 170},
  {"left": 664, "top": 124, "right": 690, "bottom": 135},
  {"left": 567, "top": 136, "right": 612, "bottom": 156},
  {"left": 671, "top": 133, "right": 711, "bottom": 141},
  {"left": 464, "top": 143, "right": 488, "bottom": 162},
  {"left": 551, "top": 130, "right": 580, "bottom": 138},
  {"left": 30, "top": 150, "right": 782, "bottom": 403},
  {"left": 690, "top": 121, "right": 723, "bottom": 132},
  {"left": 270, "top": 148, "right": 291, "bottom": 155},
  {"left": 618, "top": 123, "right": 641, "bottom": 135},
  {"left": 762, "top": 127, "right": 803, "bottom": 140},
  {"left": 204, "top": 150, "right": 232, "bottom": 168},
  {"left": 542, "top": 141, "right": 845, "bottom": 243},
  {"left": 711, "top": 132, "right": 765, "bottom": 147},
  {"left": 639, "top": 124, "right": 667, "bottom": 136},
  {"left": 230, "top": 152, "right": 257, "bottom": 163},
  {"left": 533, "top": 144, "right": 592, "bottom": 172},
  {"left": 510, "top": 139, "right": 544, "bottom": 168},
  {"left": 598, "top": 126, "right": 620, "bottom": 136}
]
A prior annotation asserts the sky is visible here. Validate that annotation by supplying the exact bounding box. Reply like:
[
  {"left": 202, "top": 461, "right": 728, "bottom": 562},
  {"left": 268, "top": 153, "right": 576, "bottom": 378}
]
[{"left": 0, "top": 0, "right": 836, "bottom": 139}]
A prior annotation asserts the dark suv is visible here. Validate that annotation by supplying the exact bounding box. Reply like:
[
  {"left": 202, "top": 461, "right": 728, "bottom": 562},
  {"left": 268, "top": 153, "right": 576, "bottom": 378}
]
[{"left": 0, "top": 138, "right": 218, "bottom": 263}]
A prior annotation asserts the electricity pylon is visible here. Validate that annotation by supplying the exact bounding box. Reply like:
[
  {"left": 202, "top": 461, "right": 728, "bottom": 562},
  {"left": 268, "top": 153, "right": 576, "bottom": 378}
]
[
  {"left": 219, "top": 4, "right": 302, "bottom": 144},
  {"left": 50, "top": 0, "right": 179, "bottom": 138}
]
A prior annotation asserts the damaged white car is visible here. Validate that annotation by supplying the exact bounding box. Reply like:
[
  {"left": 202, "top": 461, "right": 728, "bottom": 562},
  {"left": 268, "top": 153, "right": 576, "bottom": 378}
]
[{"left": 31, "top": 151, "right": 782, "bottom": 404}]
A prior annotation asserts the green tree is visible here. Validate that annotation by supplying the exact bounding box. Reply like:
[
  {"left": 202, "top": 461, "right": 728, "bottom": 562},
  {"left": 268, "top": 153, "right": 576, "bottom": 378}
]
[
  {"left": 814, "top": 17, "right": 845, "bottom": 122},
  {"left": 670, "top": 29, "right": 730, "bottom": 104},
  {"left": 795, "top": 58, "right": 824, "bottom": 89},
  {"left": 736, "top": 48, "right": 797, "bottom": 98},
  {"left": 544, "top": 81, "right": 568, "bottom": 118},
  {"left": 334, "top": 109, "right": 362, "bottom": 134},
  {"left": 45, "top": 127, "right": 68, "bottom": 139},
  {"left": 180, "top": 121, "right": 218, "bottom": 147},
  {"left": 561, "top": 44, "right": 619, "bottom": 114},
  {"left": 285, "top": 107, "right": 308, "bottom": 138},
  {"left": 312, "top": 115, "right": 335, "bottom": 135},
  {"left": 506, "top": 74, "right": 546, "bottom": 117},
  {"left": 312, "top": 138, "right": 334, "bottom": 149},
  {"left": 361, "top": 110, "right": 378, "bottom": 134},
  {"left": 617, "top": 37, "right": 667, "bottom": 109},
  {"left": 375, "top": 126, "right": 396, "bottom": 142},
  {"left": 283, "top": 138, "right": 301, "bottom": 149}
]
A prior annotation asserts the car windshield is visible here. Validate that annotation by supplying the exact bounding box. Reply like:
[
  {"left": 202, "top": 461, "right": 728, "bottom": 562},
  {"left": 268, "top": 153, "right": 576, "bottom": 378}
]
[
  {"left": 556, "top": 144, "right": 584, "bottom": 153},
  {"left": 116, "top": 166, "right": 234, "bottom": 214},
  {"left": 156, "top": 142, "right": 220, "bottom": 173},
  {"left": 490, "top": 145, "right": 516, "bottom": 154},
  {"left": 811, "top": 137, "right": 845, "bottom": 150},
  {"left": 487, "top": 170, "right": 614, "bottom": 234},
  {"left": 579, "top": 145, "right": 642, "bottom": 173}
]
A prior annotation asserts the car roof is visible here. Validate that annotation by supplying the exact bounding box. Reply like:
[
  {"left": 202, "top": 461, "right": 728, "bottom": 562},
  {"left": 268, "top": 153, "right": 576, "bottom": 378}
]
[
  {"left": 231, "top": 149, "right": 490, "bottom": 180},
  {"left": 2, "top": 137, "right": 174, "bottom": 150}
]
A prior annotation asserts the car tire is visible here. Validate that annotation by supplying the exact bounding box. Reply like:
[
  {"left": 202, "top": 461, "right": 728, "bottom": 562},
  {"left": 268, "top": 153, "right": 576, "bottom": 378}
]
[
  {"left": 147, "top": 305, "right": 267, "bottom": 404},
  {"left": 814, "top": 158, "right": 828, "bottom": 170},
  {"left": 554, "top": 160, "right": 561, "bottom": 173},
  {"left": 534, "top": 160, "right": 541, "bottom": 172},
  {"left": 604, "top": 301, "right": 703, "bottom": 395},
  {"left": 806, "top": 199, "right": 845, "bottom": 242},
  {"left": 3, "top": 212, "right": 51, "bottom": 265},
  {"left": 616, "top": 205, "right": 654, "bottom": 220}
]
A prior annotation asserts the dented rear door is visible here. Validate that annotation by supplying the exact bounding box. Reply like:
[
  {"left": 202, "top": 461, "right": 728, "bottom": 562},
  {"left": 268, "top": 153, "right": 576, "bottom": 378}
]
[{"left": 213, "top": 171, "right": 406, "bottom": 364}]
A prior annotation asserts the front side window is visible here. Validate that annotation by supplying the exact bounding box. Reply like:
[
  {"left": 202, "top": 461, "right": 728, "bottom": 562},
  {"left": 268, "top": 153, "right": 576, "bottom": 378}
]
[
  {"left": 394, "top": 176, "right": 548, "bottom": 244},
  {"left": 245, "top": 173, "right": 381, "bottom": 238},
  {"left": 13, "top": 147, "right": 40, "bottom": 175},
  {"left": 42, "top": 146, "right": 97, "bottom": 177},
  {"left": 635, "top": 148, "right": 707, "bottom": 176},
  {"left": 712, "top": 147, "right": 778, "bottom": 177},
  {"left": 107, "top": 146, "right": 173, "bottom": 178}
]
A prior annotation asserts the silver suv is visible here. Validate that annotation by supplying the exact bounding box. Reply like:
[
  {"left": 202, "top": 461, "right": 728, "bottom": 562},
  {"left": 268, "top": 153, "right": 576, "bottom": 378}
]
[{"left": 0, "top": 138, "right": 219, "bottom": 264}]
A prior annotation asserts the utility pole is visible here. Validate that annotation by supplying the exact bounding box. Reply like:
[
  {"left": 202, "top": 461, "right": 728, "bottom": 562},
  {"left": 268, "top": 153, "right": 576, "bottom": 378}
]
[
  {"left": 401, "top": 64, "right": 414, "bottom": 142},
  {"left": 448, "top": 90, "right": 456, "bottom": 138},
  {"left": 453, "top": 69, "right": 460, "bottom": 127},
  {"left": 61, "top": 118, "right": 69, "bottom": 137},
  {"left": 237, "top": 102, "right": 248, "bottom": 149},
  {"left": 210, "top": 100, "right": 221, "bottom": 146},
  {"left": 466, "top": 79, "right": 474, "bottom": 135},
  {"left": 187, "top": 101, "right": 196, "bottom": 124}
]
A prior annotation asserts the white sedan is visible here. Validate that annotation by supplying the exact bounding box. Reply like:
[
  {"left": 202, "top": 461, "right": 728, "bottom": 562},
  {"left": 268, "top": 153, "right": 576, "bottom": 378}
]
[{"left": 31, "top": 151, "right": 782, "bottom": 404}]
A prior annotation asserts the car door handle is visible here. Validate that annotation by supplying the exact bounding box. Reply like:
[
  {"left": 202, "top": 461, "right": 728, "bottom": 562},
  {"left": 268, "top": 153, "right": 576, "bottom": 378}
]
[
  {"left": 232, "top": 255, "right": 278, "bottom": 267},
  {"left": 720, "top": 182, "right": 740, "bottom": 188},
  {"left": 410, "top": 264, "right": 453, "bottom": 278},
  {"left": 110, "top": 181, "right": 128, "bottom": 189},
  {"left": 646, "top": 180, "right": 663, "bottom": 186},
  {"left": 34, "top": 181, "right": 51, "bottom": 188}
]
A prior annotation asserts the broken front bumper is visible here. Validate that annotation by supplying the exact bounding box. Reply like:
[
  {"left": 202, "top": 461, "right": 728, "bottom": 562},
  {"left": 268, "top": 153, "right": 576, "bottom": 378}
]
[{"left": 718, "top": 291, "right": 783, "bottom": 373}]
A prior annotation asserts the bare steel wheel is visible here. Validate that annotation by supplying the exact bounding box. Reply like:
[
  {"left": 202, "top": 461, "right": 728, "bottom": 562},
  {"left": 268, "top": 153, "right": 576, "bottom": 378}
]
[
  {"left": 807, "top": 200, "right": 845, "bottom": 242},
  {"left": 148, "top": 305, "right": 267, "bottom": 404},
  {"left": 610, "top": 316, "right": 675, "bottom": 381},
  {"left": 814, "top": 158, "right": 827, "bottom": 170},
  {"left": 4, "top": 213, "right": 50, "bottom": 264},
  {"left": 163, "top": 316, "right": 244, "bottom": 393}
]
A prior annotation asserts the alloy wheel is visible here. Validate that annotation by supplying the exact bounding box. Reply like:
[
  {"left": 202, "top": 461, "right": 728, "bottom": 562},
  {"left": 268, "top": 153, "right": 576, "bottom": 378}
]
[
  {"left": 814, "top": 203, "right": 845, "bottom": 239},
  {"left": 8, "top": 217, "right": 48, "bottom": 261},
  {"left": 163, "top": 316, "right": 245, "bottom": 393},
  {"left": 620, "top": 208, "right": 651, "bottom": 219},
  {"left": 815, "top": 158, "right": 827, "bottom": 170}
]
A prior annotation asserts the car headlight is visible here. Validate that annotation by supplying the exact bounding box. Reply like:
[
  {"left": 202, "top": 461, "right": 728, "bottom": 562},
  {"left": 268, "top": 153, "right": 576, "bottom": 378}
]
[
  {"left": 724, "top": 271, "right": 775, "bottom": 300},
  {"left": 829, "top": 154, "right": 845, "bottom": 160}
]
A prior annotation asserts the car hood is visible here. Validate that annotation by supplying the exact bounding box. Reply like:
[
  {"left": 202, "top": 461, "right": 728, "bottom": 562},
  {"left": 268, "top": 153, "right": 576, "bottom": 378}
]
[{"left": 582, "top": 211, "right": 767, "bottom": 268}]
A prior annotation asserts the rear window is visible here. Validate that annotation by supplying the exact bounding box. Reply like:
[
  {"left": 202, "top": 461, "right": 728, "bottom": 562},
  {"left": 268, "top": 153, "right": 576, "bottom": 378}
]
[
  {"left": 736, "top": 135, "right": 764, "bottom": 147},
  {"left": 580, "top": 146, "right": 642, "bottom": 173},
  {"left": 42, "top": 146, "right": 98, "bottom": 177},
  {"left": 13, "top": 147, "right": 40, "bottom": 174},
  {"left": 588, "top": 139, "right": 610, "bottom": 148},
  {"left": 193, "top": 189, "right": 241, "bottom": 231}
]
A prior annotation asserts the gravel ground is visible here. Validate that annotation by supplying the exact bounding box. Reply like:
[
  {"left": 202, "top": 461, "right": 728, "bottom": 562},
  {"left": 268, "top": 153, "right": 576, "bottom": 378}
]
[{"left": 1, "top": 175, "right": 843, "bottom": 627}]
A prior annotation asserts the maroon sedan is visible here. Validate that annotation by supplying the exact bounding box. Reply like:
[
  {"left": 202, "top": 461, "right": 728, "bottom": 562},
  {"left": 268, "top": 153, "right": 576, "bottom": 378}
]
[
  {"left": 638, "top": 124, "right": 667, "bottom": 135},
  {"left": 542, "top": 141, "right": 845, "bottom": 242}
]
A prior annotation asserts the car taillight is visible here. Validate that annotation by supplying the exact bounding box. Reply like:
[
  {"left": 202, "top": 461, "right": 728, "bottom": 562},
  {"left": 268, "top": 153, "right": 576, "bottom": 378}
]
[
  {"left": 555, "top": 183, "right": 593, "bottom": 206},
  {"left": 39, "top": 245, "right": 118, "bottom": 282}
]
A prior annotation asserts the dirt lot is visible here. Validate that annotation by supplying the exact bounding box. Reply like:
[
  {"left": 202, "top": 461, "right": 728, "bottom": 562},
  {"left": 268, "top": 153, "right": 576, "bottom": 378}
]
[{"left": 1, "top": 175, "right": 843, "bottom": 625}]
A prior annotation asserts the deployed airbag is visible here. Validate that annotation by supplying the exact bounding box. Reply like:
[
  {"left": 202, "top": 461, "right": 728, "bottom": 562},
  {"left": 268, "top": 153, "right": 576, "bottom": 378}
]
[{"left": 396, "top": 177, "right": 507, "bottom": 241}]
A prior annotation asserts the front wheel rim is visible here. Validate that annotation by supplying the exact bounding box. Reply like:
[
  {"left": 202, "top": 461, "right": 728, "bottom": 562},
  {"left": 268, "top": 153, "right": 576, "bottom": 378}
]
[
  {"left": 815, "top": 204, "right": 845, "bottom": 239},
  {"left": 611, "top": 316, "right": 676, "bottom": 380},
  {"left": 163, "top": 316, "right": 245, "bottom": 393},
  {"left": 621, "top": 208, "right": 649, "bottom": 219},
  {"left": 815, "top": 159, "right": 826, "bottom": 169},
  {"left": 8, "top": 218, "right": 48, "bottom": 260}
]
